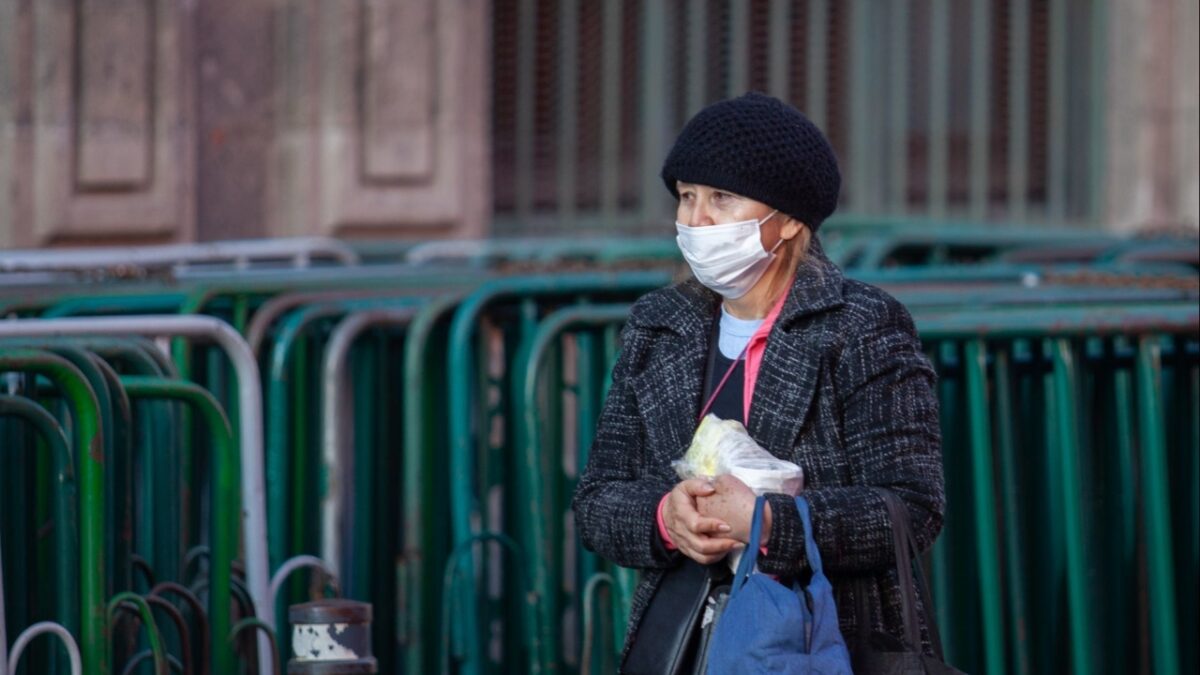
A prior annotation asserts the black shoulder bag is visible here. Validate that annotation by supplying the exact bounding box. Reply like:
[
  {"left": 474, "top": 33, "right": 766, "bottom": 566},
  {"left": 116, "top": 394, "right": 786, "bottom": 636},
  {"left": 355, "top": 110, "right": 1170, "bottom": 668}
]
[{"left": 851, "top": 488, "right": 966, "bottom": 675}]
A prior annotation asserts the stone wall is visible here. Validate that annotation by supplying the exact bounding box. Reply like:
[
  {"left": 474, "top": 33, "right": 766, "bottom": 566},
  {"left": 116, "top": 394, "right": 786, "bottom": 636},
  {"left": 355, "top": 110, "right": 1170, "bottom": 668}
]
[{"left": 0, "top": 0, "right": 489, "bottom": 248}]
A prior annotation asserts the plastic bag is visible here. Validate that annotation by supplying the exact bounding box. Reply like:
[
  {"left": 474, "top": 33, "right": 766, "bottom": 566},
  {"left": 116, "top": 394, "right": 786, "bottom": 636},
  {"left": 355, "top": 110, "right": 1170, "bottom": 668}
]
[{"left": 673, "top": 414, "right": 804, "bottom": 496}]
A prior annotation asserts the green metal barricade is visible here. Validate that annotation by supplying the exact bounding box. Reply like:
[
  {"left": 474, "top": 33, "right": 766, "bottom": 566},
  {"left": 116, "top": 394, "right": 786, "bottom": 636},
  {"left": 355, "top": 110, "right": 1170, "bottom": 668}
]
[
  {"left": 3, "top": 233, "right": 1197, "bottom": 675},
  {"left": 498, "top": 297, "right": 1198, "bottom": 675}
]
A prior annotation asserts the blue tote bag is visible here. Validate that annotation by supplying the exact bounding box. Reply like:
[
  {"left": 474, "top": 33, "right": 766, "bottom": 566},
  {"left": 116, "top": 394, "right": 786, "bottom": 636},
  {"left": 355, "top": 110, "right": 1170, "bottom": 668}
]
[{"left": 705, "top": 495, "right": 852, "bottom": 674}]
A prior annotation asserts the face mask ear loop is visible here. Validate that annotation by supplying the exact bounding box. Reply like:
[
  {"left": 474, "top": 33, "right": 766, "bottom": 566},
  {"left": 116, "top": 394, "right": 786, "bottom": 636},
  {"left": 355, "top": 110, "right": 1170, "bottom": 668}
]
[{"left": 757, "top": 209, "right": 779, "bottom": 226}]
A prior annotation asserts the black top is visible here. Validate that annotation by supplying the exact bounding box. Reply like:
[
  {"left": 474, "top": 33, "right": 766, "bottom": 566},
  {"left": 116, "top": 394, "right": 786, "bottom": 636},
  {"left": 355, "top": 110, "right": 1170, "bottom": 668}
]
[
  {"left": 701, "top": 314, "right": 746, "bottom": 425},
  {"left": 705, "top": 352, "right": 745, "bottom": 425}
]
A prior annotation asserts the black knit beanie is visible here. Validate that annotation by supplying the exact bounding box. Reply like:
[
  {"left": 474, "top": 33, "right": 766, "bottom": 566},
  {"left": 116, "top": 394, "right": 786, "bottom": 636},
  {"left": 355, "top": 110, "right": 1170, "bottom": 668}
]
[{"left": 661, "top": 92, "right": 841, "bottom": 230}]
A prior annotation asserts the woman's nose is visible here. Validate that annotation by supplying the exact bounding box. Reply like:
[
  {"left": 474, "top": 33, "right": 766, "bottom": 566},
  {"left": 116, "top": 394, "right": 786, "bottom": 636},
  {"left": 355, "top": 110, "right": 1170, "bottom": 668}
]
[{"left": 685, "top": 202, "right": 716, "bottom": 227}]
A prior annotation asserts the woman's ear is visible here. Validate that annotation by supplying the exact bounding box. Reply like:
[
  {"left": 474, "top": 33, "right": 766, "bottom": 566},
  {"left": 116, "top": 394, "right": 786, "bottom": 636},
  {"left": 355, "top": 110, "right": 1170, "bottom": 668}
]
[{"left": 779, "top": 217, "right": 806, "bottom": 241}]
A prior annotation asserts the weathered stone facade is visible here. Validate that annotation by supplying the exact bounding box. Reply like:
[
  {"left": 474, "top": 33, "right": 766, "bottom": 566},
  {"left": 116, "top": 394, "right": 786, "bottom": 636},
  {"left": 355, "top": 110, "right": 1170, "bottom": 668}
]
[{"left": 0, "top": 0, "right": 489, "bottom": 248}]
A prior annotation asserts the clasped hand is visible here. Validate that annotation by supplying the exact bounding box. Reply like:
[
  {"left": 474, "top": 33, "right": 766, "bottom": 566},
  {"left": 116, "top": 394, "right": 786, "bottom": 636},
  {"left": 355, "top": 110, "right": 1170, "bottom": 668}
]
[{"left": 662, "top": 474, "right": 772, "bottom": 565}]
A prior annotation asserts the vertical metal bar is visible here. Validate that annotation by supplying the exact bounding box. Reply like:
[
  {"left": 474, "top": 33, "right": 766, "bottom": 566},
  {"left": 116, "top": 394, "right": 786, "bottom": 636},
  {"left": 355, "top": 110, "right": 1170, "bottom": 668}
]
[
  {"left": 1039, "top": 344, "right": 1065, "bottom": 674},
  {"left": 1136, "top": 337, "right": 1182, "bottom": 675},
  {"left": 685, "top": 0, "right": 708, "bottom": 116},
  {"left": 929, "top": 0, "right": 950, "bottom": 218},
  {"left": 969, "top": 0, "right": 991, "bottom": 221},
  {"left": 1047, "top": 0, "right": 1068, "bottom": 222},
  {"left": 1050, "top": 339, "right": 1095, "bottom": 675},
  {"left": 640, "top": 0, "right": 668, "bottom": 224},
  {"left": 557, "top": 0, "right": 580, "bottom": 229},
  {"left": 727, "top": 0, "right": 748, "bottom": 97},
  {"left": 515, "top": 0, "right": 538, "bottom": 223},
  {"left": 600, "top": 0, "right": 622, "bottom": 222},
  {"left": 964, "top": 340, "right": 1008, "bottom": 675},
  {"left": 993, "top": 350, "right": 1032, "bottom": 675},
  {"left": 512, "top": 298, "right": 550, "bottom": 673},
  {"left": 767, "top": 0, "right": 790, "bottom": 99},
  {"left": 1112, "top": 356, "right": 1138, "bottom": 672},
  {"left": 806, "top": 0, "right": 828, "bottom": 131},
  {"left": 890, "top": 0, "right": 910, "bottom": 212},
  {"left": 1008, "top": 0, "right": 1030, "bottom": 221},
  {"left": 849, "top": 0, "right": 874, "bottom": 213},
  {"left": 0, "top": 395, "right": 77, "bottom": 653},
  {"left": 0, "top": 353, "right": 106, "bottom": 675},
  {"left": 120, "top": 377, "right": 237, "bottom": 675},
  {"left": 3, "top": 317, "right": 274, "bottom": 675},
  {"left": 1088, "top": 0, "right": 1108, "bottom": 222},
  {"left": 401, "top": 296, "right": 463, "bottom": 675}
]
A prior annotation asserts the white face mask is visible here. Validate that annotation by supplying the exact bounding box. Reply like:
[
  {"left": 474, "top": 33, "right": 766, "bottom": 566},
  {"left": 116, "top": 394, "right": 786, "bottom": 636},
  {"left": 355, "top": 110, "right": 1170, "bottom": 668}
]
[{"left": 675, "top": 210, "right": 782, "bottom": 299}]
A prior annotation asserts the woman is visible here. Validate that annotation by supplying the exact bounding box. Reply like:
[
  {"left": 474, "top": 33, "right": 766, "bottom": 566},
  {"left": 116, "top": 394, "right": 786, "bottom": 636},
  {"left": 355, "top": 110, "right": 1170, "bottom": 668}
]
[{"left": 571, "top": 92, "right": 946, "bottom": 666}]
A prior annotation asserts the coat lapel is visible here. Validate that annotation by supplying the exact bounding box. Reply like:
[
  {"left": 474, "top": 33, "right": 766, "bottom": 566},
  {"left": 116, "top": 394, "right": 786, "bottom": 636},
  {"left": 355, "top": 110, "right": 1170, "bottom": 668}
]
[
  {"left": 747, "top": 241, "right": 845, "bottom": 458},
  {"left": 629, "top": 280, "right": 717, "bottom": 466}
]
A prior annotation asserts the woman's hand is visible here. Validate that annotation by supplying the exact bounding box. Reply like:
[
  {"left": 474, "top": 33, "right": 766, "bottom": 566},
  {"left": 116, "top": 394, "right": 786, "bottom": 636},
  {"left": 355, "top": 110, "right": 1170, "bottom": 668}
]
[
  {"left": 696, "top": 474, "right": 772, "bottom": 546},
  {"left": 662, "top": 478, "right": 743, "bottom": 564}
]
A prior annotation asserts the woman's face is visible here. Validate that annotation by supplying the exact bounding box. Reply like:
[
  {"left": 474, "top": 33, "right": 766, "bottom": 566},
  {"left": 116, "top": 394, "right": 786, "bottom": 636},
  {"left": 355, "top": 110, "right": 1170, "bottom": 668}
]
[
  {"left": 675, "top": 181, "right": 801, "bottom": 249},
  {"left": 675, "top": 181, "right": 774, "bottom": 227}
]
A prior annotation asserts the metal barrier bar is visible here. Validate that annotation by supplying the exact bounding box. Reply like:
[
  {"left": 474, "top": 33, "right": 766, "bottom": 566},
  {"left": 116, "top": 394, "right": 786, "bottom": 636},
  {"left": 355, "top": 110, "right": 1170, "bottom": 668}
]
[
  {"left": 0, "top": 349, "right": 106, "bottom": 675},
  {"left": 119, "top": 376, "right": 238, "bottom": 675},
  {"left": 399, "top": 293, "right": 466, "bottom": 675},
  {"left": 4, "top": 621, "right": 83, "bottom": 675},
  {"left": 0, "top": 237, "right": 359, "bottom": 276},
  {"left": 263, "top": 296, "right": 422, "bottom": 577},
  {"left": 93, "top": 353, "right": 136, "bottom": 602},
  {"left": 439, "top": 532, "right": 538, "bottom": 675},
  {"left": 0, "top": 316, "right": 274, "bottom": 675},
  {"left": 446, "top": 272, "right": 670, "bottom": 674},
  {"left": 109, "top": 590, "right": 169, "bottom": 667},
  {"left": 963, "top": 341, "right": 1007, "bottom": 674},
  {"left": 319, "top": 307, "right": 419, "bottom": 583},
  {"left": 72, "top": 338, "right": 180, "bottom": 585},
  {"left": 992, "top": 349, "right": 1033, "bottom": 675},
  {"left": 0, "top": 394, "right": 77, "bottom": 657},
  {"left": 1136, "top": 338, "right": 1182, "bottom": 675},
  {"left": 515, "top": 304, "right": 634, "bottom": 672},
  {"left": 1050, "top": 339, "right": 1094, "bottom": 675}
]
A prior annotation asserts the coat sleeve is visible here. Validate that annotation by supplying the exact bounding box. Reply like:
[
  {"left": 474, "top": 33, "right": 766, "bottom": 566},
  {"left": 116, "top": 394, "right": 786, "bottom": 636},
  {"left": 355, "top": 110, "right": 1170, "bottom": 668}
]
[
  {"left": 758, "top": 299, "right": 945, "bottom": 576},
  {"left": 571, "top": 325, "right": 682, "bottom": 570}
]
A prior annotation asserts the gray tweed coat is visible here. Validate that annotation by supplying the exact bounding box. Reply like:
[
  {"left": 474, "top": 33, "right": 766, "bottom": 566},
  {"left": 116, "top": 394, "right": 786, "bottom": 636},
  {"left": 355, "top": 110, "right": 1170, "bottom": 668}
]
[{"left": 571, "top": 241, "right": 946, "bottom": 663}]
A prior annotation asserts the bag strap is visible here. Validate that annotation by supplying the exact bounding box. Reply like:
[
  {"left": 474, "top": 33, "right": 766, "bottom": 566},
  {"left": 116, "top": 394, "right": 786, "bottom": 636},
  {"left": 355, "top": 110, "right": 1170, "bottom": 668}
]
[
  {"left": 728, "top": 495, "right": 766, "bottom": 598},
  {"left": 871, "top": 488, "right": 947, "bottom": 659}
]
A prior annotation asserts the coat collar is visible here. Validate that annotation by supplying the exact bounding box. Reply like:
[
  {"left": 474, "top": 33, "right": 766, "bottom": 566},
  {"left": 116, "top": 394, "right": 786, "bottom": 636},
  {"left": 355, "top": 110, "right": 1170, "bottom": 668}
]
[{"left": 628, "top": 238, "right": 846, "bottom": 464}]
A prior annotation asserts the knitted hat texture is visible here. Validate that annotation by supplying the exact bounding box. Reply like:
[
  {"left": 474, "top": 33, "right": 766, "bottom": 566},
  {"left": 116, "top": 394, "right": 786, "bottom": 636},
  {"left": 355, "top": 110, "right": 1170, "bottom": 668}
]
[{"left": 661, "top": 92, "right": 841, "bottom": 230}]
